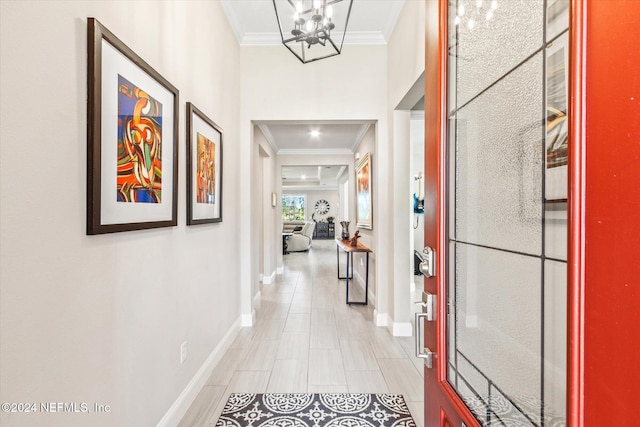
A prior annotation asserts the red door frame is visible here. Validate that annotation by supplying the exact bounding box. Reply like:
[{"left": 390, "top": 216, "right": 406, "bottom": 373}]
[
  {"left": 424, "top": 0, "right": 640, "bottom": 426},
  {"left": 423, "top": 0, "right": 477, "bottom": 426},
  {"left": 567, "top": 0, "right": 585, "bottom": 424},
  {"left": 570, "top": 1, "right": 640, "bottom": 426}
]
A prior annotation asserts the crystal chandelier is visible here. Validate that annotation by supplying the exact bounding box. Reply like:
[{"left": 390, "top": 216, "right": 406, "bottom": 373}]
[{"left": 273, "top": 0, "right": 353, "bottom": 64}]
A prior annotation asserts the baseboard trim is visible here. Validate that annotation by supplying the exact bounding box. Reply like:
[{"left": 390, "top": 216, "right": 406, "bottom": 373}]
[
  {"left": 241, "top": 312, "right": 254, "bottom": 327},
  {"left": 391, "top": 321, "right": 413, "bottom": 337},
  {"left": 253, "top": 291, "right": 262, "bottom": 311},
  {"left": 262, "top": 271, "right": 276, "bottom": 285},
  {"left": 156, "top": 317, "right": 241, "bottom": 427},
  {"left": 374, "top": 310, "right": 388, "bottom": 327}
]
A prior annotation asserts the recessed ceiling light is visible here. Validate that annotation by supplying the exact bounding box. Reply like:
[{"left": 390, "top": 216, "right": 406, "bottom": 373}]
[{"left": 309, "top": 130, "right": 320, "bottom": 137}]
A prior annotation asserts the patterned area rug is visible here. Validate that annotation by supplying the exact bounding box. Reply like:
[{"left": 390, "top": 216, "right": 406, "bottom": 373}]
[{"left": 215, "top": 393, "right": 416, "bottom": 426}]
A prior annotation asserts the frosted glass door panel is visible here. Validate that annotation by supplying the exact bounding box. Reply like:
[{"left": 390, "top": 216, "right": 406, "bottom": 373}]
[
  {"left": 456, "top": 54, "right": 543, "bottom": 256},
  {"left": 451, "top": 0, "right": 544, "bottom": 108},
  {"left": 446, "top": 1, "right": 567, "bottom": 425},
  {"left": 545, "top": 208, "right": 567, "bottom": 260},
  {"left": 544, "top": 260, "right": 568, "bottom": 422},
  {"left": 455, "top": 243, "right": 542, "bottom": 423}
]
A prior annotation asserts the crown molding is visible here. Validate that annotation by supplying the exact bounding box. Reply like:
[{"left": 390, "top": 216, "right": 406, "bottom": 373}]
[
  {"left": 278, "top": 148, "right": 354, "bottom": 156},
  {"left": 219, "top": 0, "right": 245, "bottom": 44},
  {"left": 240, "top": 32, "right": 282, "bottom": 46},
  {"left": 342, "top": 31, "right": 387, "bottom": 45},
  {"left": 221, "top": 0, "right": 406, "bottom": 46},
  {"left": 256, "top": 124, "right": 280, "bottom": 154},
  {"left": 351, "top": 123, "right": 372, "bottom": 152},
  {"left": 282, "top": 185, "right": 339, "bottom": 191},
  {"left": 381, "top": 1, "right": 406, "bottom": 42}
]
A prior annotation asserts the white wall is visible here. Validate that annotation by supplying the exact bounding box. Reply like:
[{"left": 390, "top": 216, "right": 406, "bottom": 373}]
[
  {"left": 254, "top": 127, "right": 278, "bottom": 283},
  {"left": 0, "top": 2, "right": 241, "bottom": 426},
  {"left": 338, "top": 169, "right": 351, "bottom": 223},
  {"left": 353, "top": 127, "right": 378, "bottom": 305},
  {"left": 240, "top": 45, "right": 390, "bottom": 323},
  {"left": 388, "top": 1, "right": 426, "bottom": 110},
  {"left": 386, "top": 0, "right": 426, "bottom": 335}
]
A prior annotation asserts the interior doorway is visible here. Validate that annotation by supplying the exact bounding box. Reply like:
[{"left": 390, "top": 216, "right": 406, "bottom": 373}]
[
  {"left": 394, "top": 73, "right": 426, "bottom": 336},
  {"left": 409, "top": 100, "right": 425, "bottom": 325}
]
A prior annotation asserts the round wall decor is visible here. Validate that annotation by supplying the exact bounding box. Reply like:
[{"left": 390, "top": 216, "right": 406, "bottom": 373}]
[{"left": 315, "top": 199, "right": 330, "bottom": 215}]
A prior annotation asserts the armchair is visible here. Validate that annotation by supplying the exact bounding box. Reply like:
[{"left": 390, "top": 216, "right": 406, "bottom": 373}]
[{"left": 284, "top": 221, "right": 315, "bottom": 252}]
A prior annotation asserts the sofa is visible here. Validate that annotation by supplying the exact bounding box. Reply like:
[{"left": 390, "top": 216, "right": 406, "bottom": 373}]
[{"left": 283, "top": 221, "right": 315, "bottom": 252}]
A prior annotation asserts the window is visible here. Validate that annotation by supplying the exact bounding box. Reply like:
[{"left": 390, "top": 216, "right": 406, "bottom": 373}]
[{"left": 282, "top": 195, "right": 305, "bottom": 221}]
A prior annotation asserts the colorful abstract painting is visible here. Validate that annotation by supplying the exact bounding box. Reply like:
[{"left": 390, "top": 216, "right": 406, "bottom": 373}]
[
  {"left": 356, "top": 153, "right": 372, "bottom": 229},
  {"left": 196, "top": 133, "right": 216, "bottom": 204},
  {"left": 117, "top": 74, "right": 163, "bottom": 203},
  {"left": 357, "top": 162, "right": 370, "bottom": 218}
]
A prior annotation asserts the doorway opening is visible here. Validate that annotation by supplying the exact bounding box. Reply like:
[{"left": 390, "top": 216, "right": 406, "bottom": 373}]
[{"left": 393, "top": 72, "right": 426, "bottom": 337}]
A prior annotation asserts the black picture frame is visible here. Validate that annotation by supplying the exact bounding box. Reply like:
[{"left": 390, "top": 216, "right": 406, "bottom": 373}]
[
  {"left": 87, "top": 18, "right": 179, "bottom": 235},
  {"left": 186, "top": 103, "right": 223, "bottom": 225}
]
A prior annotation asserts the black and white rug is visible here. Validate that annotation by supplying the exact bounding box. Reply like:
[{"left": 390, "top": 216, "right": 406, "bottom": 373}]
[{"left": 215, "top": 393, "right": 417, "bottom": 427}]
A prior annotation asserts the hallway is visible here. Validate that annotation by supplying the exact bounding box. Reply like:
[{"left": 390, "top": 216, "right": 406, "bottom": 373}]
[{"left": 179, "top": 239, "right": 424, "bottom": 426}]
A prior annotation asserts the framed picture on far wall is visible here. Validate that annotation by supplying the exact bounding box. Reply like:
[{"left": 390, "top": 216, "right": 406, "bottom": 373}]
[
  {"left": 186, "top": 102, "right": 223, "bottom": 225},
  {"left": 356, "top": 153, "right": 372, "bottom": 229},
  {"left": 87, "top": 18, "right": 179, "bottom": 235}
]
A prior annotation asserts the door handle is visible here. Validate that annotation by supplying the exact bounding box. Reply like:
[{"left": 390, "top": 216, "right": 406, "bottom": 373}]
[
  {"left": 414, "top": 291, "right": 436, "bottom": 321},
  {"left": 415, "top": 312, "right": 436, "bottom": 368}
]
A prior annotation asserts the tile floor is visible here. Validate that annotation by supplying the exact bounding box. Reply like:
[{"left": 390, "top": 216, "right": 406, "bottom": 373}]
[{"left": 178, "top": 239, "right": 425, "bottom": 426}]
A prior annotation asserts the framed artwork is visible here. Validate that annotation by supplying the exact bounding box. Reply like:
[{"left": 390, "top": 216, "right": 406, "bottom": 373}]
[
  {"left": 87, "top": 18, "right": 179, "bottom": 235},
  {"left": 186, "top": 103, "right": 223, "bottom": 225},
  {"left": 545, "top": 32, "right": 568, "bottom": 202},
  {"left": 356, "top": 153, "right": 372, "bottom": 229}
]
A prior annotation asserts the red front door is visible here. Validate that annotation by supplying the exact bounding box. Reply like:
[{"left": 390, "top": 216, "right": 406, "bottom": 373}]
[
  {"left": 422, "top": 1, "right": 640, "bottom": 426},
  {"left": 421, "top": 1, "right": 571, "bottom": 426}
]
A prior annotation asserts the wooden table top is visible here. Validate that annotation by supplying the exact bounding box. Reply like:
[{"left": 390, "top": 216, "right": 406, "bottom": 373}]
[{"left": 335, "top": 238, "right": 372, "bottom": 253}]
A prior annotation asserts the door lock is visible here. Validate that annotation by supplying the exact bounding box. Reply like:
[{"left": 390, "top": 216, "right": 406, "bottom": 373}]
[{"left": 419, "top": 246, "right": 436, "bottom": 277}]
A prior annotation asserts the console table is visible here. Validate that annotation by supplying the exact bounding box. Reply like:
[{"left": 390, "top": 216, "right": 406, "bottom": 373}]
[{"left": 335, "top": 239, "right": 372, "bottom": 305}]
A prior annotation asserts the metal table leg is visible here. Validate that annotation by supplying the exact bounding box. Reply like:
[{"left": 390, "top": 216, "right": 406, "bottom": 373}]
[
  {"left": 337, "top": 246, "right": 353, "bottom": 280},
  {"left": 345, "top": 251, "right": 368, "bottom": 305}
]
